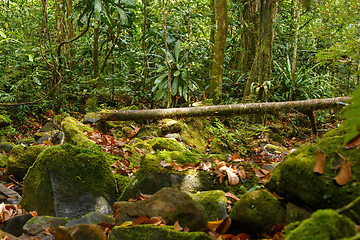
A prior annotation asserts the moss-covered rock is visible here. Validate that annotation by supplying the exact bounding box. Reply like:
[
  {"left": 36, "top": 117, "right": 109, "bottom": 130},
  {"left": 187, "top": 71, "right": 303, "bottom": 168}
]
[
  {"left": 159, "top": 119, "right": 182, "bottom": 135},
  {"left": 285, "top": 202, "right": 312, "bottom": 224},
  {"left": 0, "top": 155, "right": 8, "bottom": 168},
  {"left": 180, "top": 120, "right": 210, "bottom": 153},
  {"left": 191, "top": 190, "right": 228, "bottom": 221},
  {"left": 5, "top": 145, "right": 46, "bottom": 181},
  {"left": 229, "top": 189, "right": 285, "bottom": 234},
  {"left": 109, "top": 225, "right": 211, "bottom": 240},
  {"left": 0, "top": 115, "right": 12, "bottom": 128},
  {"left": 83, "top": 112, "right": 99, "bottom": 125},
  {"left": 0, "top": 142, "right": 15, "bottom": 155},
  {"left": 137, "top": 126, "right": 162, "bottom": 138},
  {"left": 284, "top": 209, "right": 356, "bottom": 240},
  {"left": 133, "top": 141, "right": 154, "bottom": 154},
  {"left": 61, "top": 116, "right": 100, "bottom": 151},
  {"left": 147, "top": 138, "right": 187, "bottom": 152},
  {"left": 116, "top": 188, "right": 208, "bottom": 232},
  {"left": 19, "top": 144, "right": 116, "bottom": 219},
  {"left": 39, "top": 122, "right": 56, "bottom": 132},
  {"left": 265, "top": 125, "right": 360, "bottom": 222}
]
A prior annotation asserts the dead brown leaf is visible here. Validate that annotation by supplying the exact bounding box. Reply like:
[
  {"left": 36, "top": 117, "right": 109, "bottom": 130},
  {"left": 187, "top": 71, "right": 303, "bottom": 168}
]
[
  {"left": 174, "top": 221, "right": 183, "bottom": 231},
  {"left": 224, "top": 192, "right": 239, "bottom": 201},
  {"left": 238, "top": 167, "right": 246, "bottom": 179},
  {"left": 143, "top": 216, "right": 163, "bottom": 225},
  {"left": 226, "top": 170, "right": 239, "bottom": 185},
  {"left": 250, "top": 167, "right": 265, "bottom": 178},
  {"left": 215, "top": 217, "right": 232, "bottom": 234},
  {"left": 208, "top": 220, "right": 223, "bottom": 232},
  {"left": 345, "top": 132, "right": 360, "bottom": 149},
  {"left": 334, "top": 159, "right": 352, "bottom": 185},
  {"left": 313, "top": 150, "right": 326, "bottom": 174},
  {"left": 132, "top": 215, "right": 149, "bottom": 225}
]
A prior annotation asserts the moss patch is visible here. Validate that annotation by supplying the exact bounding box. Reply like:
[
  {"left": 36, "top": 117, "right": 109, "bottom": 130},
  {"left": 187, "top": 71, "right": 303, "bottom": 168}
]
[
  {"left": 191, "top": 190, "right": 228, "bottom": 221},
  {"left": 5, "top": 145, "right": 46, "bottom": 181},
  {"left": 265, "top": 124, "right": 360, "bottom": 221},
  {"left": 229, "top": 189, "right": 286, "bottom": 234},
  {"left": 109, "top": 225, "right": 211, "bottom": 240},
  {"left": 61, "top": 116, "right": 100, "bottom": 151},
  {"left": 284, "top": 209, "right": 356, "bottom": 240},
  {"left": 180, "top": 120, "right": 210, "bottom": 153},
  {"left": 147, "top": 138, "right": 187, "bottom": 152}
]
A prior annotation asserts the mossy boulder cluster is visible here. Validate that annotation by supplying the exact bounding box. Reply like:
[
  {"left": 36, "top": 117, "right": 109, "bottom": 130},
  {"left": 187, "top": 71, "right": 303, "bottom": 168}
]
[{"left": 265, "top": 125, "right": 360, "bottom": 221}]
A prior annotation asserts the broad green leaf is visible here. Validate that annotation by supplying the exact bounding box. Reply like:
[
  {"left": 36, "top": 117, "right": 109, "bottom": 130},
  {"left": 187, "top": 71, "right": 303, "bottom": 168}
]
[
  {"left": 0, "top": 30, "right": 6, "bottom": 38},
  {"left": 154, "top": 73, "right": 168, "bottom": 85},
  {"left": 116, "top": 7, "right": 128, "bottom": 25},
  {"left": 172, "top": 77, "right": 179, "bottom": 96},
  {"left": 94, "top": 0, "right": 102, "bottom": 19},
  {"left": 121, "top": 0, "right": 136, "bottom": 7},
  {"left": 173, "top": 70, "right": 180, "bottom": 77},
  {"left": 27, "top": 54, "right": 34, "bottom": 62},
  {"left": 175, "top": 40, "right": 181, "bottom": 62}
]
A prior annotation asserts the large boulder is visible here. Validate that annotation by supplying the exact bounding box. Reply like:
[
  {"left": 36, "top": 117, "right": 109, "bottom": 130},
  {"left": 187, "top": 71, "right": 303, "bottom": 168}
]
[
  {"left": 5, "top": 145, "right": 46, "bottom": 181},
  {"left": 265, "top": 125, "right": 360, "bottom": 221},
  {"left": 190, "top": 190, "right": 228, "bottom": 221},
  {"left": 229, "top": 189, "right": 286, "bottom": 234},
  {"left": 114, "top": 188, "right": 208, "bottom": 232},
  {"left": 19, "top": 144, "right": 116, "bottom": 219},
  {"left": 284, "top": 209, "right": 356, "bottom": 240},
  {"left": 147, "top": 138, "right": 187, "bottom": 152}
]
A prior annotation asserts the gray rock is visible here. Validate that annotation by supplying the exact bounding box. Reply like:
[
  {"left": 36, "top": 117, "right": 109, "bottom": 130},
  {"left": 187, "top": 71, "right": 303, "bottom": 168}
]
[
  {"left": 22, "top": 216, "right": 68, "bottom": 236},
  {"left": 0, "top": 143, "right": 15, "bottom": 155},
  {"left": 66, "top": 211, "right": 114, "bottom": 227},
  {"left": 0, "top": 213, "right": 32, "bottom": 237},
  {"left": 39, "top": 122, "right": 56, "bottom": 132}
]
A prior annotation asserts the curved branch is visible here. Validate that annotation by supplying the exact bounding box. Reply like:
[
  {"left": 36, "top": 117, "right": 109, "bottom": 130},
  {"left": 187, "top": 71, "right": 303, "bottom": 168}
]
[{"left": 57, "top": 10, "right": 93, "bottom": 70}]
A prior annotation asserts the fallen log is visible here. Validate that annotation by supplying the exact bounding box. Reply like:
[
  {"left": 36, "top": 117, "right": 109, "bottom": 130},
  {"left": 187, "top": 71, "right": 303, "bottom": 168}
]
[{"left": 98, "top": 96, "right": 350, "bottom": 135}]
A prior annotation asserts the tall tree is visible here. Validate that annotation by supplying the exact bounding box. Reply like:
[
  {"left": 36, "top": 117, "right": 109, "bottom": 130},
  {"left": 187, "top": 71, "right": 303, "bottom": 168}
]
[
  {"left": 209, "top": 0, "right": 228, "bottom": 104},
  {"left": 243, "top": 0, "right": 274, "bottom": 100}
]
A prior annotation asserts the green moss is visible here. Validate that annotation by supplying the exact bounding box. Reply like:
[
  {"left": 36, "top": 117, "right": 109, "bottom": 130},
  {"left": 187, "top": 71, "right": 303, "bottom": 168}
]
[
  {"left": 0, "top": 115, "right": 12, "bottom": 128},
  {"left": 0, "top": 155, "right": 8, "bottom": 168},
  {"left": 191, "top": 190, "right": 227, "bottom": 221},
  {"left": 61, "top": 116, "right": 100, "bottom": 151},
  {"left": 133, "top": 141, "right": 154, "bottom": 153},
  {"left": 229, "top": 189, "right": 286, "bottom": 234},
  {"left": 265, "top": 124, "right": 360, "bottom": 221},
  {"left": 5, "top": 145, "right": 46, "bottom": 181},
  {"left": 154, "top": 151, "right": 202, "bottom": 165},
  {"left": 180, "top": 120, "right": 210, "bottom": 153},
  {"left": 284, "top": 209, "right": 356, "bottom": 240},
  {"left": 109, "top": 225, "right": 211, "bottom": 240},
  {"left": 19, "top": 144, "right": 116, "bottom": 216},
  {"left": 147, "top": 138, "right": 187, "bottom": 152}
]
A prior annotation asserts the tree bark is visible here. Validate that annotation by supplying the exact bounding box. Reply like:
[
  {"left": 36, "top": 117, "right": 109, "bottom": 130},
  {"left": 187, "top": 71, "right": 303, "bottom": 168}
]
[
  {"left": 209, "top": 0, "right": 228, "bottom": 104},
  {"left": 93, "top": 20, "right": 100, "bottom": 78},
  {"left": 99, "top": 97, "right": 350, "bottom": 122},
  {"left": 243, "top": 0, "right": 274, "bottom": 100}
]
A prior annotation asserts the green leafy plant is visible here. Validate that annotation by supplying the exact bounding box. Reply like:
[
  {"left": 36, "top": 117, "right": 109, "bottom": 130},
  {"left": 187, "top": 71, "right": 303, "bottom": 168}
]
[
  {"left": 272, "top": 58, "right": 332, "bottom": 101},
  {"left": 151, "top": 40, "right": 198, "bottom": 105},
  {"left": 343, "top": 86, "right": 360, "bottom": 144}
]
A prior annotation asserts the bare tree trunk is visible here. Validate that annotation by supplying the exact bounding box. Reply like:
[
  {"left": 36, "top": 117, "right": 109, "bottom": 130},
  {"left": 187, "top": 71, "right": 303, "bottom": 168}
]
[
  {"left": 99, "top": 97, "right": 350, "bottom": 122},
  {"left": 209, "top": 0, "right": 228, "bottom": 104}
]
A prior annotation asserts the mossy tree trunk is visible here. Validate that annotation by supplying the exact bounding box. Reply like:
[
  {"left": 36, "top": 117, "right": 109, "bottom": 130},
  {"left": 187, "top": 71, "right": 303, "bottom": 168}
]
[
  {"left": 243, "top": 0, "right": 274, "bottom": 100},
  {"left": 209, "top": 0, "right": 228, "bottom": 104},
  {"left": 93, "top": 20, "right": 100, "bottom": 78}
]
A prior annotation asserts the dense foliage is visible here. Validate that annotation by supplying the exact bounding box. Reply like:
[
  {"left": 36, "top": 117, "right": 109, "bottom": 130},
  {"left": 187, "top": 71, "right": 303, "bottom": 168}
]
[{"left": 0, "top": 0, "right": 359, "bottom": 122}]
